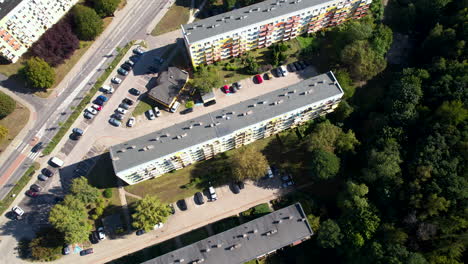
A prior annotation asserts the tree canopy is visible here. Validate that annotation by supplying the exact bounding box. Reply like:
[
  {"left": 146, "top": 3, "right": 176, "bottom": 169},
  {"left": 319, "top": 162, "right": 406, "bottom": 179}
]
[
  {"left": 72, "top": 5, "right": 104, "bottom": 40},
  {"left": 70, "top": 177, "right": 101, "bottom": 205},
  {"left": 192, "top": 65, "right": 223, "bottom": 94},
  {"left": 0, "top": 91, "right": 16, "bottom": 118},
  {"left": 308, "top": 149, "right": 340, "bottom": 180},
  {"left": 22, "top": 57, "right": 56, "bottom": 89},
  {"left": 317, "top": 219, "right": 343, "bottom": 248},
  {"left": 92, "top": 0, "right": 120, "bottom": 17},
  {"left": 229, "top": 146, "right": 269, "bottom": 181},
  {"left": 132, "top": 195, "right": 171, "bottom": 232}
]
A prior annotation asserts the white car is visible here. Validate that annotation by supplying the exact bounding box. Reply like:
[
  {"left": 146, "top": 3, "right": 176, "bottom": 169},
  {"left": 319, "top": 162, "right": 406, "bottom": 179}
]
[
  {"left": 154, "top": 107, "right": 161, "bottom": 117},
  {"left": 280, "top": 65, "right": 288, "bottom": 76},
  {"left": 92, "top": 104, "right": 102, "bottom": 111},
  {"left": 97, "top": 227, "right": 106, "bottom": 240},
  {"left": 153, "top": 222, "right": 164, "bottom": 230},
  {"left": 117, "top": 108, "right": 128, "bottom": 115},
  {"left": 12, "top": 206, "right": 24, "bottom": 218},
  {"left": 111, "top": 77, "right": 122, "bottom": 84},
  {"left": 86, "top": 107, "right": 98, "bottom": 115},
  {"left": 127, "top": 117, "right": 135, "bottom": 127},
  {"left": 209, "top": 186, "right": 217, "bottom": 201},
  {"left": 147, "top": 109, "right": 155, "bottom": 120},
  {"left": 265, "top": 166, "right": 274, "bottom": 178}
]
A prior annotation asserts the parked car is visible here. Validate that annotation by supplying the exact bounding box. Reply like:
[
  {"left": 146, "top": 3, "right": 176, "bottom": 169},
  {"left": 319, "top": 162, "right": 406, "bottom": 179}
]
[
  {"left": 84, "top": 111, "right": 94, "bottom": 119},
  {"left": 146, "top": 109, "right": 155, "bottom": 120},
  {"left": 280, "top": 65, "right": 288, "bottom": 76},
  {"left": 41, "top": 168, "right": 54, "bottom": 177},
  {"left": 153, "top": 222, "right": 164, "bottom": 230},
  {"left": 288, "top": 63, "right": 297, "bottom": 72},
  {"left": 231, "top": 183, "right": 240, "bottom": 194},
  {"left": 223, "top": 85, "right": 230, "bottom": 94},
  {"left": 49, "top": 157, "right": 64, "bottom": 167},
  {"left": 92, "top": 104, "right": 103, "bottom": 111},
  {"left": 116, "top": 107, "right": 128, "bottom": 115},
  {"left": 89, "top": 232, "right": 99, "bottom": 244},
  {"left": 129, "top": 55, "right": 140, "bottom": 63},
  {"left": 177, "top": 199, "right": 187, "bottom": 211},
  {"left": 136, "top": 229, "right": 146, "bottom": 236},
  {"left": 26, "top": 190, "right": 38, "bottom": 197},
  {"left": 298, "top": 61, "right": 307, "bottom": 69},
  {"left": 80, "top": 248, "right": 94, "bottom": 256},
  {"left": 31, "top": 142, "right": 43, "bottom": 152},
  {"left": 294, "top": 61, "right": 303, "bottom": 71},
  {"left": 129, "top": 88, "right": 141, "bottom": 96},
  {"left": 208, "top": 186, "right": 217, "bottom": 201},
  {"left": 86, "top": 107, "right": 98, "bottom": 115},
  {"left": 125, "top": 60, "right": 135, "bottom": 67},
  {"left": 30, "top": 184, "right": 42, "bottom": 192},
  {"left": 38, "top": 174, "right": 48, "bottom": 181},
  {"left": 255, "top": 74, "right": 263, "bottom": 84},
  {"left": 127, "top": 117, "right": 135, "bottom": 127},
  {"left": 63, "top": 245, "right": 70, "bottom": 255},
  {"left": 93, "top": 99, "right": 104, "bottom": 106},
  {"left": 114, "top": 113, "right": 124, "bottom": 120},
  {"left": 237, "top": 181, "right": 245, "bottom": 189},
  {"left": 121, "top": 63, "right": 131, "bottom": 71},
  {"left": 101, "top": 85, "right": 114, "bottom": 94},
  {"left": 265, "top": 166, "right": 274, "bottom": 179},
  {"left": 265, "top": 72, "right": 273, "bottom": 80},
  {"left": 12, "top": 206, "right": 24, "bottom": 219},
  {"left": 97, "top": 95, "right": 108, "bottom": 102},
  {"left": 133, "top": 47, "right": 145, "bottom": 55},
  {"left": 230, "top": 85, "right": 237, "bottom": 93},
  {"left": 97, "top": 227, "right": 106, "bottom": 240},
  {"left": 170, "top": 101, "right": 181, "bottom": 113},
  {"left": 180, "top": 108, "right": 193, "bottom": 115},
  {"left": 111, "top": 77, "right": 122, "bottom": 84},
  {"left": 72, "top": 128, "right": 84, "bottom": 137},
  {"left": 276, "top": 67, "right": 283, "bottom": 77},
  {"left": 123, "top": 98, "right": 134, "bottom": 106},
  {"left": 194, "top": 192, "right": 205, "bottom": 204},
  {"left": 233, "top": 82, "right": 242, "bottom": 90},
  {"left": 118, "top": 68, "right": 129, "bottom": 76},
  {"left": 120, "top": 103, "right": 130, "bottom": 110},
  {"left": 109, "top": 118, "right": 121, "bottom": 127},
  {"left": 154, "top": 107, "right": 161, "bottom": 117}
]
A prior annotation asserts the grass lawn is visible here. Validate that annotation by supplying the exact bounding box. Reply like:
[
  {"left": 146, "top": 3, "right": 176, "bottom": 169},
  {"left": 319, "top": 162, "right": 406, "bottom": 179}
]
[
  {"left": 240, "top": 203, "right": 272, "bottom": 222},
  {"left": 152, "top": 0, "right": 191, "bottom": 36},
  {"left": 296, "top": 35, "right": 317, "bottom": 49},
  {"left": 0, "top": 97, "right": 29, "bottom": 153},
  {"left": 132, "top": 95, "right": 155, "bottom": 117},
  {"left": 180, "top": 227, "right": 209, "bottom": 246},
  {"left": 212, "top": 216, "right": 240, "bottom": 234}
]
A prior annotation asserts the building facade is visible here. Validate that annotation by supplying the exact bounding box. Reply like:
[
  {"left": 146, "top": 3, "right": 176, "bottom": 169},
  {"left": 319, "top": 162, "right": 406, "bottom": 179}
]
[
  {"left": 110, "top": 72, "right": 344, "bottom": 185},
  {"left": 182, "top": 0, "right": 372, "bottom": 67},
  {"left": 0, "top": 0, "right": 78, "bottom": 63}
]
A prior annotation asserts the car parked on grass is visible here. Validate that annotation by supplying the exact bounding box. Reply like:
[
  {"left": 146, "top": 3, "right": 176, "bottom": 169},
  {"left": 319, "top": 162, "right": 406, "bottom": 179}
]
[
  {"left": 223, "top": 85, "right": 230, "bottom": 94},
  {"left": 146, "top": 109, "right": 155, "bottom": 120},
  {"left": 208, "top": 186, "right": 217, "bottom": 201},
  {"left": 30, "top": 184, "right": 42, "bottom": 192},
  {"left": 194, "top": 192, "right": 205, "bottom": 204},
  {"left": 118, "top": 68, "right": 129, "bottom": 76},
  {"left": 31, "top": 142, "right": 43, "bottom": 152},
  {"left": 109, "top": 118, "right": 121, "bottom": 127},
  {"left": 127, "top": 117, "right": 135, "bottom": 127},
  {"left": 123, "top": 98, "right": 134, "bottom": 105},
  {"left": 26, "top": 190, "right": 38, "bottom": 197},
  {"left": 80, "top": 248, "right": 94, "bottom": 256},
  {"left": 111, "top": 77, "right": 122, "bottom": 84},
  {"left": 38, "top": 174, "right": 48, "bottom": 181},
  {"left": 255, "top": 74, "right": 263, "bottom": 84},
  {"left": 41, "top": 168, "right": 54, "bottom": 177},
  {"left": 129, "top": 88, "right": 141, "bottom": 96},
  {"left": 116, "top": 107, "right": 128, "bottom": 115}
]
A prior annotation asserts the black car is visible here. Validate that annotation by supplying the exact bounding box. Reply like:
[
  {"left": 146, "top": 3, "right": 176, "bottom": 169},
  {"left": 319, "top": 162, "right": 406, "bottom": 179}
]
[
  {"left": 41, "top": 168, "right": 54, "bottom": 177},
  {"left": 80, "top": 248, "right": 94, "bottom": 256},
  {"left": 288, "top": 63, "right": 297, "bottom": 72},
  {"left": 30, "top": 184, "right": 42, "bottom": 192},
  {"left": 122, "top": 98, "right": 134, "bottom": 106},
  {"left": 204, "top": 100, "right": 216, "bottom": 107},
  {"left": 89, "top": 232, "right": 99, "bottom": 244},
  {"left": 237, "top": 181, "right": 245, "bottom": 189},
  {"left": 129, "top": 55, "right": 140, "bottom": 62},
  {"left": 129, "top": 88, "right": 141, "bottom": 96},
  {"left": 121, "top": 63, "right": 131, "bottom": 71},
  {"left": 136, "top": 229, "right": 146, "bottom": 236},
  {"left": 114, "top": 113, "right": 124, "bottom": 120},
  {"left": 294, "top": 61, "right": 303, "bottom": 70},
  {"left": 94, "top": 99, "right": 104, "bottom": 106},
  {"left": 31, "top": 142, "right": 43, "bottom": 153},
  {"left": 194, "top": 192, "right": 205, "bottom": 204},
  {"left": 231, "top": 183, "right": 240, "bottom": 194},
  {"left": 177, "top": 199, "right": 188, "bottom": 211},
  {"left": 180, "top": 108, "right": 193, "bottom": 115},
  {"left": 298, "top": 61, "right": 307, "bottom": 69}
]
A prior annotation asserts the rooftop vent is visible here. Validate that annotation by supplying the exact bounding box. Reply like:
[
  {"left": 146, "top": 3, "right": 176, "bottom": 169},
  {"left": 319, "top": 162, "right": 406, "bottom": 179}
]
[
  {"left": 310, "top": 83, "right": 316, "bottom": 86},
  {"left": 299, "top": 218, "right": 307, "bottom": 222},
  {"left": 249, "top": 104, "right": 256, "bottom": 107},
  {"left": 182, "top": 133, "right": 188, "bottom": 137},
  {"left": 117, "top": 149, "right": 126, "bottom": 153},
  {"left": 127, "top": 145, "right": 136, "bottom": 149},
  {"left": 196, "top": 122, "right": 203, "bottom": 126},
  {"left": 274, "top": 219, "right": 283, "bottom": 224},
  {"left": 111, "top": 157, "right": 120, "bottom": 161},
  {"left": 250, "top": 229, "right": 258, "bottom": 234},
  {"left": 228, "top": 244, "right": 242, "bottom": 250},
  {"left": 228, "top": 111, "right": 235, "bottom": 115},
  {"left": 264, "top": 229, "right": 278, "bottom": 236},
  {"left": 210, "top": 123, "right": 215, "bottom": 127},
  {"left": 200, "top": 248, "right": 210, "bottom": 253},
  {"left": 175, "top": 259, "right": 185, "bottom": 263},
  {"left": 214, "top": 24, "right": 220, "bottom": 27},
  {"left": 190, "top": 259, "right": 205, "bottom": 264},
  {"left": 186, "top": 32, "right": 191, "bottom": 35},
  {"left": 284, "top": 215, "right": 294, "bottom": 220},
  {"left": 238, "top": 233, "right": 248, "bottom": 238},
  {"left": 214, "top": 243, "right": 223, "bottom": 248}
]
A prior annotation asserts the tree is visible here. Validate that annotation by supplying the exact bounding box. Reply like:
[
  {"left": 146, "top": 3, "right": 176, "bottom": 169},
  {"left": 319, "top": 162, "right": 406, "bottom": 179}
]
[
  {"left": 0, "top": 91, "right": 16, "bottom": 118},
  {"left": 21, "top": 57, "right": 55, "bottom": 89},
  {"left": 339, "top": 181, "right": 370, "bottom": 211},
  {"left": 48, "top": 195, "right": 92, "bottom": 244},
  {"left": 185, "top": 100, "right": 195, "bottom": 109},
  {"left": 30, "top": 17, "right": 79, "bottom": 66},
  {"left": 362, "top": 138, "right": 403, "bottom": 185},
  {"left": 309, "top": 149, "right": 340, "bottom": 180},
  {"left": 29, "top": 227, "right": 64, "bottom": 261},
  {"left": 371, "top": 24, "right": 393, "bottom": 56},
  {"left": 0, "top": 125, "right": 9, "bottom": 140},
  {"left": 333, "top": 69, "right": 356, "bottom": 98},
  {"left": 192, "top": 65, "right": 222, "bottom": 94},
  {"left": 317, "top": 219, "right": 343, "bottom": 248},
  {"left": 330, "top": 100, "right": 354, "bottom": 122},
  {"left": 92, "top": 0, "right": 120, "bottom": 17},
  {"left": 70, "top": 177, "right": 100, "bottom": 205},
  {"left": 304, "top": 120, "right": 359, "bottom": 154},
  {"left": 72, "top": 5, "right": 104, "bottom": 40},
  {"left": 103, "top": 188, "right": 113, "bottom": 198},
  {"left": 223, "top": 0, "right": 236, "bottom": 10},
  {"left": 340, "top": 40, "right": 387, "bottom": 81},
  {"left": 132, "top": 195, "right": 171, "bottom": 231},
  {"left": 435, "top": 100, "right": 467, "bottom": 126},
  {"left": 230, "top": 146, "right": 268, "bottom": 181}
]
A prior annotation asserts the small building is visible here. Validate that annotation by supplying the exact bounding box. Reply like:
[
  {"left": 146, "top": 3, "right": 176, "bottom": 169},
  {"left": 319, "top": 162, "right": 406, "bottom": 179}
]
[
  {"left": 201, "top": 90, "right": 216, "bottom": 105},
  {"left": 148, "top": 66, "right": 189, "bottom": 109},
  {"left": 141, "top": 203, "right": 313, "bottom": 264}
]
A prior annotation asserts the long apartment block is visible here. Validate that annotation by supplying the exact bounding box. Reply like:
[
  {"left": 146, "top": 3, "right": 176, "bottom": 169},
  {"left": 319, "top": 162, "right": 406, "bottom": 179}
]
[
  {"left": 0, "top": 0, "right": 78, "bottom": 62},
  {"left": 181, "top": 0, "right": 372, "bottom": 67},
  {"left": 110, "top": 71, "right": 344, "bottom": 185}
]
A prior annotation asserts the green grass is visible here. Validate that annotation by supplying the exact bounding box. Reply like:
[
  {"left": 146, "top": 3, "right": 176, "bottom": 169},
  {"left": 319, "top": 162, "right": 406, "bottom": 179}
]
[
  {"left": 151, "top": 0, "right": 191, "bottom": 36},
  {"left": 212, "top": 216, "right": 240, "bottom": 234},
  {"left": 42, "top": 41, "right": 135, "bottom": 155},
  {"left": 0, "top": 95, "right": 29, "bottom": 153},
  {"left": 180, "top": 227, "right": 209, "bottom": 246},
  {"left": 0, "top": 162, "right": 39, "bottom": 215},
  {"left": 240, "top": 203, "right": 272, "bottom": 221},
  {"left": 296, "top": 36, "right": 317, "bottom": 49},
  {"left": 132, "top": 95, "right": 155, "bottom": 117}
]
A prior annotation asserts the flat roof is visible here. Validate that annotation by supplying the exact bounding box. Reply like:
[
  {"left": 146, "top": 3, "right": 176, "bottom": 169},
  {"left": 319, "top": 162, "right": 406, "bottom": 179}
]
[
  {"left": 0, "top": 0, "right": 23, "bottom": 20},
  {"left": 181, "top": 0, "right": 332, "bottom": 44},
  {"left": 142, "top": 203, "right": 313, "bottom": 264},
  {"left": 110, "top": 71, "right": 343, "bottom": 174},
  {"left": 148, "top": 67, "right": 189, "bottom": 106}
]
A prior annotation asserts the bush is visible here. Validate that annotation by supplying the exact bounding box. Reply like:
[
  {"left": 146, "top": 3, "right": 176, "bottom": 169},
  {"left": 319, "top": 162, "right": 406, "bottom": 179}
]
[
  {"left": 21, "top": 57, "right": 56, "bottom": 89},
  {"left": 103, "top": 188, "right": 113, "bottom": 198},
  {"left": 29, "top": 227, "right": 63, "bottom": 261},
  {"left": 185, "top": 100, "right": 194, "bottom": 109},
  {"left": 91, "top": 0, "right": 120, "bottom": 17},
  {"left": 72, "top": 5, "right": 104, "bottom": 40},
  {"left": 95, "top": 207, "right": 104, "bottom": 216},
  {"left": 0, "top": 125, "right": 9, "bottom": 140},
  {"left": 0, "top": 91, "right": 16, "bottom": 119}
]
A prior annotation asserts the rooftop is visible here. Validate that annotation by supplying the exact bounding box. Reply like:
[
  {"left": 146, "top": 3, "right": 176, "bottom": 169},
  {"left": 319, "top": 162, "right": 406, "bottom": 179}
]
[
  {"left": 181, "top": 0, "right": 332, "bottom": 44},
  {"left": 148, "top": 67, "right": 189, "bottom": 106},
  {"left": 142, "top": 203, "right": 313, "bottom": 264},
  {"left": 0, "top": 0, "right": 23, "bottom": 20},
  {"left": 110, "top": 71, "right": 343, "bottom": 174}
]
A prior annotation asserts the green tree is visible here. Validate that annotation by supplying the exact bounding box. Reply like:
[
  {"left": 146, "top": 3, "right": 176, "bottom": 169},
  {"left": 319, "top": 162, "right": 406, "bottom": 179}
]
[
  {"left": 192, "top": 65, "right": 222, "bottom": 94},
  {"left": 343, "top": 19, "right": 374, "bottom": 43},
  {"left": 330, "top": 100, "right": 354, "bottom": 122},
  {"left": 0, "top": 125, "right": 8, "bottom": 140},
  {"left": 305, "top": 120, "right": 359, "bottom": 154},
  {"left": 29, "top": 227, "right": 64, "bottom": 261},
  {"left": 223, "top": 0, "right": 236, "bottom": 10},
  {"left": 92, "top": 0, "right": 120, "bottom": 17},
  {"left": 309, "top": 149, "right": 340, "bottom": 180},
  {"left": 70, "top": 177, "right": 100, "bottom": 205},
  {"left": 132, "top": 195, "right": 171, "bottom": 231},
  {"left": 317, "top": 219, "right": 343, "bottom": 248},
  {"left": 103, "top": 188, "right": 113, "bottom": 198},
  {"left": 333, "top": 69, "right": 356, "bottom": 98},
  {"left": 371, "top": 24, "right": 393, "bottom": 56},
  {"left": 338, "top": 181, "right": 370, "bottom": 211},
  {"left": 0, "top": 91, "right": 16, "bottom": 118},
  {"left": 22, "top": 57, "right": 55, "bottom": 89},
  {"left": 435, "top": 100, "right": 467, "bottom": 126},
  {"left": 48, "top": 196, "right": 92, "bottom": 244},
  {"left": 362, "top": 138, "right": 403, "bottom": 185},
  {"left": 230, "top": 146, "right": 269, "bottom": 181},
  {"left": 72, "top": 5, "right": 104, "bottom": 40},
  {"left": 340, "top": 40, "right": 387, "bottom": 81},
  {"left": 185, "top": 100, "right": 195, "bottom": 109}
]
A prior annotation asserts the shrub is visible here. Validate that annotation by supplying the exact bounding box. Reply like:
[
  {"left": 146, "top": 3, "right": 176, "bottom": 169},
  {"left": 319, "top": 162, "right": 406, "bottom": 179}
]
[
  {"left": 72, "top": 5, "right": 104, "bottom": 40},
  {"left": 95, "top": 207, "right": 104, "bottom": 216},
  {"left": 91, "top": 0, "right": 120, "bottom": 17},
  {"left": 0, "top": 125, "right": 9, "bottom": 140},
  {"left": 0, "top": 91, "right": 16, "bottom": 119},
  {"left": 21, "top": 57, "right": 56, "bottom": 89},
  {"left": 185, "top": 100, "right": 194, "bottom": 109},
  {"left": 103, "top": 188, "right": 113, "bottom": 198},
  {"left": 29, "top": 227, "right": 63, "bottom": 261}
]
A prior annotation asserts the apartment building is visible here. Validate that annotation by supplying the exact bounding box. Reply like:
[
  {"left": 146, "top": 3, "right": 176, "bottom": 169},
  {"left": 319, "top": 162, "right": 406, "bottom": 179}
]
[
  {"left": 110, "top": 71, "right": 344, "bottom": 185},
  {"left": 0, "top": 0, "right": 78, "bottom": 62},
  {"left": 181, "top": 0, "right": 372, "bottom": 67}
]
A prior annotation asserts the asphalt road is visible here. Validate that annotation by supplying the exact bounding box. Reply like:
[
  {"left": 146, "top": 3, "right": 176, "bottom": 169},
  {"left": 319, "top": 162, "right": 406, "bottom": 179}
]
[{"left": 0, "top": 0, "right": 172, "bottom": 199}]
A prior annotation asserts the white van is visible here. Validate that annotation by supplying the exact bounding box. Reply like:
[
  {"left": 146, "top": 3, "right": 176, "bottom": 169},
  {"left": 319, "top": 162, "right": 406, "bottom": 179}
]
[
  {"left": 101, "top": 85, "right": 114, "bottom": 94},
  {"left": 49, "top": 157, "right": 64, "bottom": 167},
  {"left": 170, "top": 101, "right": 181, "bottom": 113},
  {"left": 280, "top": 65, "right": 288, "bottom": 76}
]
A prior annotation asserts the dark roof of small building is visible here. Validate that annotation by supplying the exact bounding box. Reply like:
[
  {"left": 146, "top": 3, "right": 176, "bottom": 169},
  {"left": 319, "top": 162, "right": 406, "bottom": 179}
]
[
  {"left": 181, "top": 0, "right": 332, "bottom": 44},
  {"left": 110, "top": 71, "right": 343, "bottom": 174},
  {"left": 148, "top": 67, "right": 189, "bottom": 106},
  {"left": 142, "top": 203, "right": 313, "bottom": 264},
  {"left": 0, "top": 0, "right": 23, "bottom": 20}
]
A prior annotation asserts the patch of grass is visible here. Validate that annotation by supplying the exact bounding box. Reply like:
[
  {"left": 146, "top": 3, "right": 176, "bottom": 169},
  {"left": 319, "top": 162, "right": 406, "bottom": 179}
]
[
  {"left": 151, "top": 0, "right": 191, "bottom": 36},
  {"left": 42, "top": 41, "right": 135, "bottom": 155},
  {"left": 180, "top": 227, "right": 209, "bottom": 246},
  {"left": 0, "top": 98, "right": 29, "bottom": 153},
  {"left": 212, "top": 216, "right": 240, "bottom": 234},
  {"left": 0, "top": 58, "right": 25, "bottom": 77},
  {"left": 132, "top": 95, "right": 155, "bottom": 117},
  {"left": 0, "top": 163, "right": 39, "bottom": 215},
  {"left": 240, "top": 203, "right": 272, "bottom": 221},
  {"left": 296, "top": 35, "right": 316, "bottom": 49}
]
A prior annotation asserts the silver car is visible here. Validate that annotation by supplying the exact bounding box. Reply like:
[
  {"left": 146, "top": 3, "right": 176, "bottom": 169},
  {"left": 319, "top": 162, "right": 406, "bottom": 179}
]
[
  {"left": 38, "top": 174, "right": 48, "bottom": 181},
  {"left": 147, "top": 109, "right": 155, "bottom": 120}
]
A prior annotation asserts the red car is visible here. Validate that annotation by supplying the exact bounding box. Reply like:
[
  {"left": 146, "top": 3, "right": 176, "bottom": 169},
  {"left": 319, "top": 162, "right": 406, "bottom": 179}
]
[
  {"left": 26, "top": 190, "right": 38, "bottom": 197},
  {"left": 255, "top": 74, "right": 263, "bottom": 84},
  {"left": 223, "top": 85, "right": 230, "bottom": 94}
]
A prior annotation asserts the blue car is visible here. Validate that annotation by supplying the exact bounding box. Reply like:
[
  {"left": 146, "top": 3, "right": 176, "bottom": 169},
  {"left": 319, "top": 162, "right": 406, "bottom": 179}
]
[
  {"left": 94, "top": 99, "right": 104, "bottom": 106},
  {"left": 97, "top": 95, "right": 108, "bottom": 102}
]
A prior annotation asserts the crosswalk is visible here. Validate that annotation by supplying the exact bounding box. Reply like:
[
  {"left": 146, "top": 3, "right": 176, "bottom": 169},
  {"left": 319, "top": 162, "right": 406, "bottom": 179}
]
[
  {"left": 12, "top": 141, "right": 41, "bottom": 160},
  {"left": 27, "top": 151, "right": 41, "bottom": 160}
]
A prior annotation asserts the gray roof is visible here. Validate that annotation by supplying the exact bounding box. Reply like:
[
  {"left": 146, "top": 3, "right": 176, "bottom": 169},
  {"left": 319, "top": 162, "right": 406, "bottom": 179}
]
[
  {"left": 201, "top": 91, "right": 216, "bottom": 103},
  {"left": 142, "top": 203, "right": 313, "bottom": 264},
  {"left": 110, "top": 71, "right": 343, "bottom": 174},
  {"left": 0, "top": 0, "right": 23, "bottom": 20},
  {"left": 148, "top": 67, "right": 189, "bottom": 106},
  {"left": 182, "top": 0, "right": 332, "bottom": 44}
]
